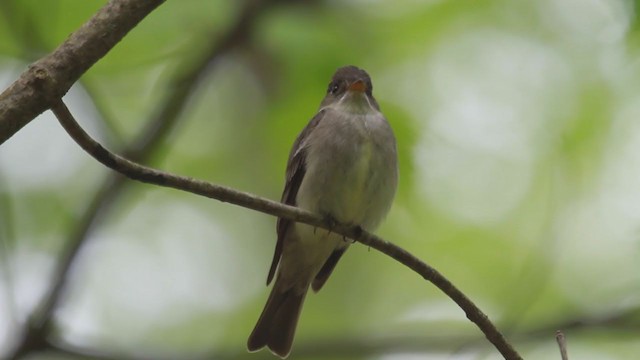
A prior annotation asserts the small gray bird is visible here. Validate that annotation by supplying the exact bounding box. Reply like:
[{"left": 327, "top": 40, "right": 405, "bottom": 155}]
[{"left": 247, "top": 65, "right": 398, "bottom": 358}]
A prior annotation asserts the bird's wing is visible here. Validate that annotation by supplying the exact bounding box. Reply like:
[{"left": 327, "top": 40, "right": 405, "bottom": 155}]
[{"left": 266, "top": 110, "right": 325, "bottom": 285}]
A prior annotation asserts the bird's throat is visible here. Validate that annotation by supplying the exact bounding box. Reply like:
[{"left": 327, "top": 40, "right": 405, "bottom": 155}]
[{"left": 335, "top": 92, "right": 376, "bottom": 115}]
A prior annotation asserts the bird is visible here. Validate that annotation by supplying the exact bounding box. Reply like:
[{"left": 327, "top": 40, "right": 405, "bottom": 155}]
[{"left": 247, "top": 65, "right": 398, "bottom": 358}]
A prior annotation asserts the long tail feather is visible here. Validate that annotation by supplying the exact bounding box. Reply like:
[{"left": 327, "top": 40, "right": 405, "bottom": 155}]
[{"left": 247, "top": 283, "right": 307, "bottom": 358}]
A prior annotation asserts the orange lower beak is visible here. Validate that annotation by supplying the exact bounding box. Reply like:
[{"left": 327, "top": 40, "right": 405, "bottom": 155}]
[{"left": 348, "top": 80, "right": 366, "bottom": 92}]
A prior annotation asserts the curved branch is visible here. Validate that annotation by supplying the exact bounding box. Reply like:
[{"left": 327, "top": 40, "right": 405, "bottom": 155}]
[
  {"left": 51, "top": 100, "right": 523, "bottom": 360},
  {"left": 0, "top": 0, "right": 165, "bottom": 145}
]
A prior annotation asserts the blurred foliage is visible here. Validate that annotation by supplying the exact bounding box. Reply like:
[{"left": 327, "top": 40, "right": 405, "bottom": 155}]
[{"left": 1, "top": 0, "right": 640, "bottom": 359}]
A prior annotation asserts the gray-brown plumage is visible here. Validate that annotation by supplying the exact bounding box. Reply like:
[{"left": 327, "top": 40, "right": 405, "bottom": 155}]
[{"left": 247, "top": 65, "right": 398, "bottom": 358}]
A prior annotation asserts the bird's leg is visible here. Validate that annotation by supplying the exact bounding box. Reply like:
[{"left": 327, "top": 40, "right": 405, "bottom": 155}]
[
  {"left": 318, "top": 213, "right": 362, "bottom": 244},
  {"left": 320, "top": 212, "right": 338, "bottom": 235},
  {"left": 340, "top": 222, "right": 362, "bottom": 244},
  {"left": 351, "top": 224, "right": 363, "bottom": 244}
]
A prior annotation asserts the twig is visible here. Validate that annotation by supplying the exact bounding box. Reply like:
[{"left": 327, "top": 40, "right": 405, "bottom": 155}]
[
  {"left": 0, "top": 0, "right": 165, "bottom": 145},
  {"left": 555, "top": 331, "right": 568, "bottom": 360},
  {"left": 51, "top": 100, "right": 523, "bottom": 360}
]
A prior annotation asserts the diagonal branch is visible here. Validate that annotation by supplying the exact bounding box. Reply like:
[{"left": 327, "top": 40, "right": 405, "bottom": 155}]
[
  {"left": 0, "top": 0, "right": 166, "bottom": 145},
  {"left": 51, "top": 100, "right": 523, "bottom": 360}
]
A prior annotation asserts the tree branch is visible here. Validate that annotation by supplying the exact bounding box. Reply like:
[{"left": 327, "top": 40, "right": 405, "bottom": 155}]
[
  {"left": 0, "top": 0, "right": 165, "bottom": 145},
  {"left": 50, "top": 100, "right": 523, "bottom": 360},
  {"left": 556, "top": 331, "right": 568, "bottom": 360}
]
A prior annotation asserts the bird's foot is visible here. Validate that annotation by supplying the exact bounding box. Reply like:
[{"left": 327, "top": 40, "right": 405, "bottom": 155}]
[
  {"left": 316, "top": 214, "right": 363, "bottom": 244},
  {"left": 343, "top": 224, "right": 363, "bottom": 243},
  {"left": 313, "top": 213, "right": 337, "bottom": 235},
  {"left": 321, "top": 213, "right": 338, "bottom": 235},
  {"left": 352, "top": 224, "right": 363, "bottom": 243}
]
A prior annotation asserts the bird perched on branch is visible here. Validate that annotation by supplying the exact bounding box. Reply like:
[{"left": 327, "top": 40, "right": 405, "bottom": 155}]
[{"left": 247, "top": 65, "right": 398, "bottom": 358}]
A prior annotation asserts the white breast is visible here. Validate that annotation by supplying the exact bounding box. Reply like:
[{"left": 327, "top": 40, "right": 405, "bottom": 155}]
[{"left": 296, "top": 109, "right": 398, "bottom": 231}]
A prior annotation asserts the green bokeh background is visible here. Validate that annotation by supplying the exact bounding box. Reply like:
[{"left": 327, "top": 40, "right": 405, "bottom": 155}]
[{"left": 1, "top": 0, "right": 640, "bottom": 359}]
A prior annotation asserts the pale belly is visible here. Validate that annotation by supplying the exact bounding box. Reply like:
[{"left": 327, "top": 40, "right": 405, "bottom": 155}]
[
  {"left": 296, "top": 112, "right": 397, "bottom": 231},
  {"left": 276, "top": 109, "right": 397, "bottom": 290}
]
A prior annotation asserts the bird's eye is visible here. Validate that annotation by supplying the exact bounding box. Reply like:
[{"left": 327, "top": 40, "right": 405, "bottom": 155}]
[{"left": 328, "top": 82, "right": 340, "bottom": 94}]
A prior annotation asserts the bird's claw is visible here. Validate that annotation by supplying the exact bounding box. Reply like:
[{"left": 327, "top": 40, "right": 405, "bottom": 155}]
[
  {"left": 322, "top": 213, "right": 338, "bottom": 229},
  {"left": 318, "top": 214, "right": 363, "bottom": 244},
  {"left": 347, "top": 224, "right": 363, "bottom": 243},
  {"left": 321, "top": 213, "right": 338, "bottom": 235}
]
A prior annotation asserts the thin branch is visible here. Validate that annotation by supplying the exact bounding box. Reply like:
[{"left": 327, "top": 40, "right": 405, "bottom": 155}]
[
  {"left": 51, "top": 100, "right": 523, "bottom": 360},
  {"left": 555, "top": 331, "right": 568, "bottom": 360},
  {"left": 0, "top": 0, "right": 165, "bottom": 145}
]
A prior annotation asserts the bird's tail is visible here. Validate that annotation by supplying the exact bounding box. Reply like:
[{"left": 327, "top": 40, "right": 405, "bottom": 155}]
[{"left": 247, "top": 281, "right": 307, "bottom": 359}]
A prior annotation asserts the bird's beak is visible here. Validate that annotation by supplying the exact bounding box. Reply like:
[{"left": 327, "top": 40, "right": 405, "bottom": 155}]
[{"left": 348, "top": 80, "right": 366, "bottom": 93}]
